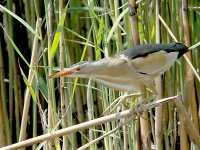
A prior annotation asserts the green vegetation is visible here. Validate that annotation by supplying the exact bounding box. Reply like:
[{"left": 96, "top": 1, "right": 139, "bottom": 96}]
[{"left": 0, "top": 0, "right": 199, "bottom": 149}]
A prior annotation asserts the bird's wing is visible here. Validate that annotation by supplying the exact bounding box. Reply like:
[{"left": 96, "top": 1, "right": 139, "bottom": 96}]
[
  {"left": 129, "top": 50, "right": 178, "bottom": 75},
  {"left": 120, "top": 43, "right": 188, "bottom": 60},
  {"left": 118, "top": 43, "right": 188, "bottom": 75}
]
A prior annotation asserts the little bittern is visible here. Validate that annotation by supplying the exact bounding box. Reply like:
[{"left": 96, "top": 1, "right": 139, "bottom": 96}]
[{"left": 49, "top": 43, "right": 188, "bottom": 94}]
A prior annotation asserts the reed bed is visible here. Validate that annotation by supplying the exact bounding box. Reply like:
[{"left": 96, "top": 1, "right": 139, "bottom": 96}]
[{"left": 0, "top": 0, "right": 199, "bottom": 149}]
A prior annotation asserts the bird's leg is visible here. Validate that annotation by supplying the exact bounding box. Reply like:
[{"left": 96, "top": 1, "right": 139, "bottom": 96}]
[
  {"left": 146, "top": 81, "right": 158, "bottom": 96},
  {"left": 134, "top": 83, "right": 157, "bottom": 106},
  {"left": 102, "top": 82, "right": 158, "bottom": 116},
  {"left": 133, "top": 83, "right": 158, "bottom": 118}
]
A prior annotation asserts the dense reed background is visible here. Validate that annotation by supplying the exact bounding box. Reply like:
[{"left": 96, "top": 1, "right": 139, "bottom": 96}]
[{"left": 0, "top": 0, "right": 200, "bottom": 149}]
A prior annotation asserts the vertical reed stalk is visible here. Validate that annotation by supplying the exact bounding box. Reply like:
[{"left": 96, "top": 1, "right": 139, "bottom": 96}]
[
  {"left": 155, "top": 0, "right": 163, "bottom": 150},
  {"left": 0, "top": 38, "right": 9, "bottom": 146},
  {"left": 114, "top": 0, "right": 122, "bottom": 52},
  {"left": 181, "top": 0, "right": 199, "bottom": 149},
  {"left": 18, "top": 19, "right": 41, "bottom": 143},
  {"left": 128, "top": 1, "right": 144, "bottom": 149},
  {"left": 59, "top": 0, "right": 68, "bottom": 149},
  {"left": 46, "top": 0, "right": 56, "bottom": 148},
  {"left": 6, "top": 0, "right": 14, "bottom": 143}
]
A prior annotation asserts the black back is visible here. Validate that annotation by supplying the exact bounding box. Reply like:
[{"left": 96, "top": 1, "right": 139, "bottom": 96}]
[{"left": 119, "top": 43, "right": 188, "bottom": 59}]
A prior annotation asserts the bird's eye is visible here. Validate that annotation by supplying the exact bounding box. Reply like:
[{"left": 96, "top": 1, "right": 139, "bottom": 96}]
[
  {"left": 76, "top": 67, "right": 80, "bottom": 71},
  {"left": 173, "top": 43, "right": 177, "bottom": 47}
]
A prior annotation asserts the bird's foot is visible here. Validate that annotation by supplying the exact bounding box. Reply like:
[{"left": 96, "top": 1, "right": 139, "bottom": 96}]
[{"left": 133, "top": 95, "right": 156, "bottom": 119}]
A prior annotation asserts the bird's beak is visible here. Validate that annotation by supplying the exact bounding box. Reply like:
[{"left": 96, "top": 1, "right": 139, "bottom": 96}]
[{"left": 48, "top": 69, "right": 75, "bottom": 79}]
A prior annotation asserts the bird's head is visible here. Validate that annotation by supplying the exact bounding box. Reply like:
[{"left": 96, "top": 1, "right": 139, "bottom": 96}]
[
  {"left": 48, "top": 59, "right": 108, "bottom": 79},
  {"left": 48, "top": 61, "right": 92, "bottom": 79},
  {"left": 174, "top": 43, "right": 188, "bottom": 58}
]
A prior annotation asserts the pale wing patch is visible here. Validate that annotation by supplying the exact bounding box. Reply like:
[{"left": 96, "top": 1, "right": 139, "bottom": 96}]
[{"left": 131, "top": 51, "right": 178, "bottom": 75}]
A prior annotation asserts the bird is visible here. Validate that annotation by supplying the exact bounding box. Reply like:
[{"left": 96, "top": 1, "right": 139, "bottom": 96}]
[{"left": 49, "top": 43, "right": 188, "bottom": 94}]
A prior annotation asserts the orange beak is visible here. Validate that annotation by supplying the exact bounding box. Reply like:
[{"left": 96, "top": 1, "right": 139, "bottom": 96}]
[{"left": 48, "top": 69, "right": 75, "bottom": 79}]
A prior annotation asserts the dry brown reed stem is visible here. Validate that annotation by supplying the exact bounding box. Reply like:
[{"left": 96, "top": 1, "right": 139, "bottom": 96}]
[
  {"left": 128, "top": 0, "right": 143, "bottom": 149},
  {"left": 128, "top": 0, "right": 140, "bottom": 45},
  {"left": 18, "top": 19, "right": 41, "bottom": 142},
  {"left": 59, "top": 0, "right": 68, "bottom": 149},
  {"left": 0, "top": 96, "right": 177, "bottom": 150},
  {"left": 181, "top": 0, "right": 199, "bottom": 149},
  {"left": 47, "top": 1, "right": 55, "bottom": 149},
  {"left": 155, "top": 0, "right": 163, "bottom": 150},
  {"left": 173, "top": 97, "right": 200, "bottom": 147},
  {"left": 182, "top": 0, "right": 199, "bottom": 130},
  {"left": 87, "top": 79, "right": 95, "bottom": 143}
]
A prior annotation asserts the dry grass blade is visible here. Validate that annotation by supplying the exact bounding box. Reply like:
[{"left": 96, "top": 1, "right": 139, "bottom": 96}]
[{"left": 188, "top": 41, "right": 200, "bottom": 50}]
